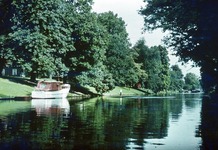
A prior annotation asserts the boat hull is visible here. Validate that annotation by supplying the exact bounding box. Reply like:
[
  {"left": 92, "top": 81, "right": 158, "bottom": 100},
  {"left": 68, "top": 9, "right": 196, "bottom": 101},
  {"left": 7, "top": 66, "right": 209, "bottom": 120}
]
[{"left": 31, "top": 88, "right": 70, "bottom": 99}]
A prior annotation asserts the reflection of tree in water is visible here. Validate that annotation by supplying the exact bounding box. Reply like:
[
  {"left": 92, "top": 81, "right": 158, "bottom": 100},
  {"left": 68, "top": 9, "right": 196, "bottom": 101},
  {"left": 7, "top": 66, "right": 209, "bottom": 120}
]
[
  {"left": 130, "top": 98, "right": 169, "bottom": 147},
  {"left": 169, "top": 94, "right": 202, "bottom": 121},
  {"left": 0, "top": 109, "right": 68, "bottom": 149},
  {"left": 0, "top": 97, "right": 170, "bottom": 149},
  {"left": 169, "top": 96, "right": 183, "bottom": 120},
  {"left": 196, "top": 96, "right": 218, "bottom": 149},
  {"left": 184, "top": 94, "right": 202, "bottom": 109}
]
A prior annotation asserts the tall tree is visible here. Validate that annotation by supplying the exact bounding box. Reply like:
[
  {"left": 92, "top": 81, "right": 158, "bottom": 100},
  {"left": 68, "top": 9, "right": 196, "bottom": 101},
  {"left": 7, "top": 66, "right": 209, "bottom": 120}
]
[
  {"left": 130, "top": 46, "right": 148, "bottom": 87},
  {"left": 184, "top": 73, "right": 200, "bottom": 91},
  {"left": 64, "top": 1, "right": 115, "bottom": 92},
  {"left": 7, "top": 0, "right": 74, "bottom": 81},
  {"left": 169, "top": 65, "right": 184, "bottom": 91},
  {"left": 1, "top": 0, "right": 115, "bottom": 92},
  {"left": 133, "top": 38, "right": 162, "bottom": 92},
  {"left": 0, "top": 0, "right": 14, "bottom": 76},
  {"left": 97, "top": 11, "right": 136, "bottom": 86},
  {"left": 158, "top": 45, "right": 171, "bottom": 91},
  {"left": 140, "top": 0, "right": 218, "bottom": 93}
]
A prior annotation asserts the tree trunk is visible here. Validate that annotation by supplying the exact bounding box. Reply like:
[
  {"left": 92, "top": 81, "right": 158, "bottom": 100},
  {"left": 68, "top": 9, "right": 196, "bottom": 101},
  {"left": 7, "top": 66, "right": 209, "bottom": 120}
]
[
  {"left": 0, "top": 65, "right": 3, "bottom": 77},
  {"left": 30, "top": 70, "right": 36, "bottom": 82},
  {"left": 30, "top": 63, "right": 38, "bottom": 82},
  {"left": 0, "top": 58, "right": 6, "bottom": 77},
  {"left": 63, "top": 76, "right": 67, "bottom": 83}
]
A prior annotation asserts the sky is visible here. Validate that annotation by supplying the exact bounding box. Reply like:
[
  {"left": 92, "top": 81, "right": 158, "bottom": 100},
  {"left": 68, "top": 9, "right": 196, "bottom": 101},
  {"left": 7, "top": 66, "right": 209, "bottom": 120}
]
[{"left": 92, "top": 0, "right": 201, "bottom": 78}]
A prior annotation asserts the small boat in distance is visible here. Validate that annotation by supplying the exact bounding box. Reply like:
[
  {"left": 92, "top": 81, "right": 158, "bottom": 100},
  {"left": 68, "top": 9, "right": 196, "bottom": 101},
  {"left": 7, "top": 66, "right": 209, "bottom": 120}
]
[
  {"left": 31, "top": 81, "right": 71, "bottom": 99},
  {"left": 191, "top": 89, "right": 201, "bottom": 93}
]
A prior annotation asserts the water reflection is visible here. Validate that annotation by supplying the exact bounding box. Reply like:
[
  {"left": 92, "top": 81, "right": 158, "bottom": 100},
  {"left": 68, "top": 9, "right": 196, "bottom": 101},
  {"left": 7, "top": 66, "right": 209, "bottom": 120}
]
[
  {"left": 198, "top": 95, "right": 218, "bottom": 149},
  {"left": 31, "top": 98, "right": 70, "bottom": 118},
  {"left": 0, "top": 93, "right": 217, "bottom": 149},
  {"left": 0, "top": 100, "right": 31, "bottom": 119}
]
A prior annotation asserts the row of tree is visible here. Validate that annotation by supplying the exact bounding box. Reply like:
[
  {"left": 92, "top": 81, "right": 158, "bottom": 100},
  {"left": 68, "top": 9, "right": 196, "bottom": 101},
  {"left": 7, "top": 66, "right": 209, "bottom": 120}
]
[
  {"left": 140, "top": 0, "right": 218, "bottom": 94},
  {"left": 0, "top": 0, "right": 200, "bottom": 93},
  {"left": 132, "top": 38, "right": 200, "bottom": 92}
]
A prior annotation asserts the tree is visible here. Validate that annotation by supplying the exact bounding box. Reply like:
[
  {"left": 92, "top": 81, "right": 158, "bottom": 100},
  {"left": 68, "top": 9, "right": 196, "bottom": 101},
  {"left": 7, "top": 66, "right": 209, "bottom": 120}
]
[
  {"left": 1, "top": 0, "right": 115, "bottom": 92},
  {"left": 140, "top": 0, "right": 218, "bottom": 93},
  {"left": 0, "top": 0, "right": 14, "bottom": 75},
  {"left": 184, "top": 73, "right": 200, "bottom": 91},
  {"left": 158, "top": 45, "right": 171, "bottom": 91},
  {"left": 171, "top": 65, "right": 183, "bottom": 79},
  {"left": 130, "top": 47, "right": 148, "bottom": 88},
  {"left": 63, "top": 1, "right": 116, "bottom": 92},
  {"left": 6, "top": 0, "right": 75, "bottom": 81},
  {"left": 133, "top": 38, "right": 162, "bottom": 92},
  {"left": 64, "top": 0, "right": 106, "bottom": 73},
  {"left": 97, "top": 11, "right": 137, "bottom": 86},
  {"left": 169, "top": 65, "right": 184, "bottom": 91},
  {"left": 76, "top": 62, "right": 115, "bottom": 94}
]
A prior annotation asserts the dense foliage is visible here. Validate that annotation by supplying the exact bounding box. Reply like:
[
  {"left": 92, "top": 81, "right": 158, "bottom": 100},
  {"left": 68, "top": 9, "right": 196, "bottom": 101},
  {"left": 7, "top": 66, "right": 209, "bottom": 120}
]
[
  {"left": 169, "top": 65, "right": 184, "bottom": 91},
  {"left": 97, "top": 11, "right": 140, "bottom": 86},
  {"left": 184, "top": 73, "right": 200, "bottom": 91},
  {"left": 140, "top": 0, "right": 218, "bottom": 93},
  {"left": 132, "top": 38, "right": 170, "bottom": 93},
  {"left": 0, "top": 0, "right": 202, "bottom": 93}
]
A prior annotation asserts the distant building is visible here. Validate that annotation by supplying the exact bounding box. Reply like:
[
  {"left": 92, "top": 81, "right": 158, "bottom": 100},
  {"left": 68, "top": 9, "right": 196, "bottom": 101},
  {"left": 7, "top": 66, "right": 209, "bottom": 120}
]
[{"left": 1, "top": 62, "right": 25, "bottom": 77}]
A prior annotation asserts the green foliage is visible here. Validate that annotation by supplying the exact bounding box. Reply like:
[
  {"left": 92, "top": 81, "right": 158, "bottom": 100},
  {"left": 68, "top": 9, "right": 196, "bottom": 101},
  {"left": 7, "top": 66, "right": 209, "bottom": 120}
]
[
  {"left": 133, "top": 38, "right": 170, "bottom": 92},
  {"left": 158, "top": 46, "right": 171, "bottom": 91},
  {"left": 2, "top": 0, "right": 197, "bottom": 94},
  {"left": 0, "top": 0, "right": 115, "bottom": 93},
  {"left": 63, "top": 1, "right": 113, "bottom": 92},
  {"left": 140, "top": 0, "right": 218, "bottom": 93},
  {"left": 0, "top": 0, "right": 14, "bottom": 75},
  {"left": 76, "top": 63, "right": 115, "bottom": 94},
  {"left": 6, "top": 0, "right": 75, "bottom": 80},
  {"left": 171, "top": 65, "right": 184, "bottom": 79},
  {"left": 169, "top": 65, "right": 184, "bottom": 91},
  {"left": 184, "top": 73, "right": 200, "bottom": 91},
  {"left": 97, "top": 11, "right": 138, "bottom": 86},
  {"left": 65, "top": 2, "right": 107, "bottom": 72},
  {"left": 130, "top": 46, "right": 148, "bottom": 86}
]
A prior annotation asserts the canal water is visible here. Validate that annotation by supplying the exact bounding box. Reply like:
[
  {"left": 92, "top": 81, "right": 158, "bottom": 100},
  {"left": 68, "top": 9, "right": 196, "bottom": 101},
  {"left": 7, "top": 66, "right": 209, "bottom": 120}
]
[{"left": 0, "top": 93, "right": 217, "bottom": 149}]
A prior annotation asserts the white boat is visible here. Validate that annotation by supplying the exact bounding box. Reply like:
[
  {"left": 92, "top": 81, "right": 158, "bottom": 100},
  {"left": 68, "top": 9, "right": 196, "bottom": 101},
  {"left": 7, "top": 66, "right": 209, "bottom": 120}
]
[{"left": 31, "top": 81, "right": 71, "bottom": 99}]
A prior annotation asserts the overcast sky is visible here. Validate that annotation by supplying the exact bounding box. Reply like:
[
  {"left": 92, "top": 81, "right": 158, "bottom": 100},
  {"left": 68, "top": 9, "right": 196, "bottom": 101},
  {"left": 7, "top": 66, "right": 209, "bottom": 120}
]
[{"left": 92, "top": 0, "right": 201, "bottom": 77}]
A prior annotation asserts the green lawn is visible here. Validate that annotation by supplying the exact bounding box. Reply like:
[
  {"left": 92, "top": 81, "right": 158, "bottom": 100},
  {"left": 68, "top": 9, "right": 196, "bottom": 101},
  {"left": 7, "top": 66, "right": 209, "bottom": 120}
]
[
  {"left": 83, "top": 85, "right": 153, "bottom": 96},
  {"left": 102, "top": 86, "right": 153, "bottom": 96},
  {"left": 0, "top": 77, "right": 35, "bottom": 97},
  {"left": 0, "top": 76, "right": 153, "bottom": 98},
  {"left": 0, "top": 100, "right": 31, "bottom": 118}
]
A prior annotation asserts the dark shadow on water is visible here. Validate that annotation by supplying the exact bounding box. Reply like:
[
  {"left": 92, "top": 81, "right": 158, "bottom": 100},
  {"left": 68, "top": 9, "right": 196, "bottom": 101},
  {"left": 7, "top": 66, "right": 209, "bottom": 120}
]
[{"left": 198, "top": 94, "right": 218, "bottom": 150}]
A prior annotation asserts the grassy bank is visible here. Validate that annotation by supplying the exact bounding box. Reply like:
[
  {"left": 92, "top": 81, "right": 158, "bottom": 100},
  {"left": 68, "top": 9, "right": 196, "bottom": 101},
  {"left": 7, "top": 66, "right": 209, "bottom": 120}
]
[
  {"left": 0, "top": 76, "right": 88, "bottom": 98},
  {"left": 0, "top": 76, "right": 153, "bottom": 98},
  {"left": 102, "top": 86, "right": 153, "bottom": 96},
  {"left": 0, "top": 77, "right": 35, "bottom": 97}
]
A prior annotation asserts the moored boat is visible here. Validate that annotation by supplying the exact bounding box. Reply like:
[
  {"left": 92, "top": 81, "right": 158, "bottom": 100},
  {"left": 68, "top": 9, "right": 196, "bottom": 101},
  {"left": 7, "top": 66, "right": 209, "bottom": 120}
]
[
  {"left": 191, "top": 89, "right": 201, "bottom": 93},
  {"left": 31, "top": 81, "right": 71, "bottom": 99}
]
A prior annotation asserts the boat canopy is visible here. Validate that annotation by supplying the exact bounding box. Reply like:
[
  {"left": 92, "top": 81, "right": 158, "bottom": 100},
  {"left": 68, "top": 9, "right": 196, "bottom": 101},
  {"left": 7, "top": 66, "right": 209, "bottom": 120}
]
[{"left": 35, "top": 81, "right": 62, "bottom": 91}]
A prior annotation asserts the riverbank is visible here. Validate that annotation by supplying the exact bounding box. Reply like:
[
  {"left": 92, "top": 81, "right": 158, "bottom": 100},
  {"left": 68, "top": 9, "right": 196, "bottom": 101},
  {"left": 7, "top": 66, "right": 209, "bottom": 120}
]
[
  {"left": 0, "top": 76, "right": 93, "bottom": 99},
  {"left": 0, "top": 77, "right": 35, "bottom": 98},
  {"left": 102, "top": 86, "right": 153, "bottom": 96},
  {"left": 0, "top": 76, "right": 152, "bottom": 99}
]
